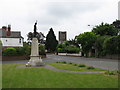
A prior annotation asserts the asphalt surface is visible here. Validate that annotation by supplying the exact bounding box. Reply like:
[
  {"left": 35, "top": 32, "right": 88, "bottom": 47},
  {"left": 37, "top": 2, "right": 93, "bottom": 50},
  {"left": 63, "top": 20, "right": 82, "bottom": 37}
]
[{"left": 1, "top": 54, "right": 119, "bottom": 71}]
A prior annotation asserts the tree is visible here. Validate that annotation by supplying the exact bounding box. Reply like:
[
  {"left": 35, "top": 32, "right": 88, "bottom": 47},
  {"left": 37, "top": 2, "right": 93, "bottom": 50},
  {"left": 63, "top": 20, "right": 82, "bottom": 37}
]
[
  {"left": 103, "top": 35, "right": 120, "bottom": 55},
  {"left": 112, "top": 20, "right": 120, "bottom": 35},
  {"left": 45, "top": 28, "right": 58, "bottom": 52},
  {"left": 112, "top": 20, "right": 120, "bottom": 29},
  {"left": 39, "top": 45, "right": 46, "bottom": 55},
  {"left": 76, "top": 32, "right": 97, "bottom": 57},
  {"left": 27, "top": 32, "right": 45, "bottom": 44},
  {"left": 64, "top": 39, "right": 79, "bottom": 48},
  {"left": 92, "top": 22, "right": 118, "bottom": 36},
  {"left": 95, "top": 36, "right": 110, "bottom": 57}
]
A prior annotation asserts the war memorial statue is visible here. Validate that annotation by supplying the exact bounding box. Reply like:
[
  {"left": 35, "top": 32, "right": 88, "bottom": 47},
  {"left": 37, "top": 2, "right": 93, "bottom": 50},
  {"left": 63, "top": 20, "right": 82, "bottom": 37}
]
[{"left": 26, "top": 21, "right": 44, "bottom": 67}]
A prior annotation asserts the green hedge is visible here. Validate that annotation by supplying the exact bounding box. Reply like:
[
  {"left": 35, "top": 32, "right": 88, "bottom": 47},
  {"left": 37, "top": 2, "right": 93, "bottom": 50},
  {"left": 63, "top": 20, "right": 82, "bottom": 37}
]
[
  {"left": 2, "top": 44, "right": 46, "bottom": 56},
  {"left": 3, "top": 48, "right": 17, "bottom": 56},
  {"left": 57, "top": 44, "right": 80, "bottom": 53},
  {"left": 65, "top": 45, "right": 80, "bottom": 53},
  {"left": 2, "top": 42, "right": 31, "bottom": 56}
]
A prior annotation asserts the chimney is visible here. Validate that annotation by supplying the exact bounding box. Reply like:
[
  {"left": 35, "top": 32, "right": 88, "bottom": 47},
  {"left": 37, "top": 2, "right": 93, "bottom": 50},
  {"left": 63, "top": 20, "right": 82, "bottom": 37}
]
[
  {"left": 2, "top": 26, "right": 7, "bottom": 31},
  {"left": 7, "top": 25, "right": 11, "bottom": 36}
]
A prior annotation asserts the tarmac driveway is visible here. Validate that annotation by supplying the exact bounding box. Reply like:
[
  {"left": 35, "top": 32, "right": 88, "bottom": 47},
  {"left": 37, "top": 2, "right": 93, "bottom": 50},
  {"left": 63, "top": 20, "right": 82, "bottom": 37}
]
[{"left": 2, "top": 54, "right": 119, "bottom": 71}]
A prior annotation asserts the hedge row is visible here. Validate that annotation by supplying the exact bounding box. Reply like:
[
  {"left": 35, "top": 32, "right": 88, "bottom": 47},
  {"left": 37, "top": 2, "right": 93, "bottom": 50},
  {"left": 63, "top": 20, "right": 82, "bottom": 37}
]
[
  {"left": 57, "top": 44, "right": 80, "bottom": 53},
  {"left": 2, "top": 44, "right": 46, "bottom": 56}
]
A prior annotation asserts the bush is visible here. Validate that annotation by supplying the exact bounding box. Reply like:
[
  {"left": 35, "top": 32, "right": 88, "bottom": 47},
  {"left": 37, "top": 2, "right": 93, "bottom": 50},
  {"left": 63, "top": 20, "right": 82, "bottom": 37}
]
[
  {"left": 78, "top": 64, "right": 86, "bottom": 67},
  {"left": 56, "top": 61, "right": 60, "bottom": 63},
  {"left": 68, "top": 62, "right": 72, "bottom": 64},
  {"left": 2, "top": 42, "right": 31, "bottom": 56},
  {"left": 105, "top": 70, "right": 120, "bottom": 75},
  {"left": 14, "top": 47, "right": 25, "bottom": 56},
  {"left": 57, "top": 43, "right": 80, "bottom": 53},
  {"left": 57, "top": 48, "right": 65, "bottom": 53},
  {"left": 39, "top": 45, "right": 46, "bottom": 55},
  {"left": 3, "top": 48, "right": 17, "bottom": 56},
  {"left": 61, "top": 61, "right": 67, "bottom": 64},
  {"left": 87, "top": 66, "right": 95, "bottom": 69},
  {"left": 0, "top": 40, "right": 2, "bottom": 55},
  {"left": 66, "top": 45, "right": 80, "bottom": 53},
  {"left": 73, "top": 64, "right": 77, "bottom": 66},
  {"left": 0, "top": 40, "right": 2, "bottom": 49}
]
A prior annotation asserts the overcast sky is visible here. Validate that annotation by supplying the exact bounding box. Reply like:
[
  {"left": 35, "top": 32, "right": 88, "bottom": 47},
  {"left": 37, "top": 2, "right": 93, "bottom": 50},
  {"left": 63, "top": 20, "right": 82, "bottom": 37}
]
[{"left": 0, "top": 0, "right": 119, "bottom": 41}]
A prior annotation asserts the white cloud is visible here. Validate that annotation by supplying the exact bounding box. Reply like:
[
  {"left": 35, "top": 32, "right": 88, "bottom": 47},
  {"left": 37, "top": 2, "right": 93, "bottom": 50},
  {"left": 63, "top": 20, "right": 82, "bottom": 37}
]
[{"left": 0, "top": 0, "right": 119, "bottom": 41}]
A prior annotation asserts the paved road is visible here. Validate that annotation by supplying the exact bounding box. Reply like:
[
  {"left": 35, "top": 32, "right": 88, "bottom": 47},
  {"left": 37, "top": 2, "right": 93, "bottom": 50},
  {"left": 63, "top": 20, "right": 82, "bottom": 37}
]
[{"left": 1, "top": 54, "right": 119, "bottom": 71}]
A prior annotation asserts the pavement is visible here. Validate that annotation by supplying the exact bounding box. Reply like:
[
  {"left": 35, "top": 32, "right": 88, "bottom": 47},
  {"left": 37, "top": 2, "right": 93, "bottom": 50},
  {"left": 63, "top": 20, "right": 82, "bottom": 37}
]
[{"left": 1, "top": 54, "right": 119, "bottom": 71}]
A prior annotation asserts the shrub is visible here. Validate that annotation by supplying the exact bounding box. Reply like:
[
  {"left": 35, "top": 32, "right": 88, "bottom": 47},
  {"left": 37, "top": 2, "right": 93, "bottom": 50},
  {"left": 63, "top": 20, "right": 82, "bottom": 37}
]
[
  {"left": 68, "top": 62, "right": 72, "bottom": 64},
  {"left": 78, "top": 64, "right": 86, "bottom": 67},
  {"left": 66, "top": 45, "right": 80, "bottom": 53},
  {"left": 56, "top": 61, "right": 59, "bottom": 63},
  {"left": 3, "top": 48, "right": 17, "bottom": 56},
  {"left": 0, "top": 40, "right": 2, "bottom": 49},
  {"left": 2, "top": 42, "right": 31, "bottom": 56},
  {"left": 57, "top": 48, "right": 65, "bottom": 53},
  {"left": 87, "top": 66, "right": 95, "bottom": 69},
  {"left": 39, "top": 45, "right": 46, "bottom": 55},
  {"left": 73, "top": 64, "right": 77, "bottom": 66},
  {"left": 61, "top": 61, "right": 67, "bottom": 64},
  {"left": 14, "top": 47, "right": 25, "bottom": 56},
  {"left": 105, "top": 70, "right": 120, "bottom": 75},
  {"left": 57, "top": 43, "right": 80, "bottom": 53}
]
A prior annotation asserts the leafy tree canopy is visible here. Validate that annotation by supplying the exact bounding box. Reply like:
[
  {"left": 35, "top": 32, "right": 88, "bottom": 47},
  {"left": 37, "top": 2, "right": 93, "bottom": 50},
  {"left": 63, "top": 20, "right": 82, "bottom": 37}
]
[
  {"left": 76, "top": 32, "right": 97, "bottom": 55},
  {"left": 92, "top": 22, "right": 118, "bottom": 36},
  {"left": 112, "top": 20, "right": 120, "bottom": 29}
]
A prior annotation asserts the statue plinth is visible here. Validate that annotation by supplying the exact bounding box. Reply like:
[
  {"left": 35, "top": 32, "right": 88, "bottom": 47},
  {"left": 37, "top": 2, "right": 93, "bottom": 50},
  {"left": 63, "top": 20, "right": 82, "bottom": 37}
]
[{"left": 26, "top": 38, "right": 44, "bottom": 67}]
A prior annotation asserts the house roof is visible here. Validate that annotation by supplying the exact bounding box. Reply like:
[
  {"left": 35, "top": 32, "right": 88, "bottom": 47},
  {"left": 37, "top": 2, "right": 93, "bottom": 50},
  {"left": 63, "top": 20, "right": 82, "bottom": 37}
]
[{"left": 0, "top": 29, "right": 23, "bottom": 38}]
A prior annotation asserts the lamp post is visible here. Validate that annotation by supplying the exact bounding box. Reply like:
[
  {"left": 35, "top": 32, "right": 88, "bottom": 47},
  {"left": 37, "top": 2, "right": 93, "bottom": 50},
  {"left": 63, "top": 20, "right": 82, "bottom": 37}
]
[{"left": 88, "top": 24, "right": 95, "bottom": 28}]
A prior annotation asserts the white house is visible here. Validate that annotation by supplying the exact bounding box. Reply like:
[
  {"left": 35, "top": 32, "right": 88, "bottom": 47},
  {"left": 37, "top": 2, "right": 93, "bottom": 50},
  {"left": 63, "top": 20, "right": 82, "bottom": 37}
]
[{"left": 0, "top": 25, "right": 24, "bottom": 48}]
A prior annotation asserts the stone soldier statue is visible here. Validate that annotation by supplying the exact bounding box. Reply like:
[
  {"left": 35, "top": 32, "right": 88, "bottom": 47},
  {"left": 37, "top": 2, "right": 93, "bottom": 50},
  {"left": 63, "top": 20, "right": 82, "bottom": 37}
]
[
  {"left": 34, "top": 21, "right": 37, "bottom": 37},
  {"left": 26, "top": 21, "right": 44, "bottom": 67}
]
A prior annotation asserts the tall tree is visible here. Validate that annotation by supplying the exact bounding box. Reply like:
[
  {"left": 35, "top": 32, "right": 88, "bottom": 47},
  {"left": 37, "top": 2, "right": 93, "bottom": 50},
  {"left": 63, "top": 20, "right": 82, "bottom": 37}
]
[
  {"left": 45, "top": 28, "right": 58, "bottom": 52},
  {"left": 92, "top": 22, "right": 118, "bottom": 36}
]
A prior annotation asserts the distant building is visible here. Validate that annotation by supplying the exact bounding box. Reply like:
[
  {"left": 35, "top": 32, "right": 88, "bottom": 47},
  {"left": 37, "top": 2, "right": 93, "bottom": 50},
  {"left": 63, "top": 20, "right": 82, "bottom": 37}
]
[
  {"left": 0, "top": 25, "right": 24, "bottom": 48},
  {"left": 58, "top": 31, "right": 67, "bottom": 44}
]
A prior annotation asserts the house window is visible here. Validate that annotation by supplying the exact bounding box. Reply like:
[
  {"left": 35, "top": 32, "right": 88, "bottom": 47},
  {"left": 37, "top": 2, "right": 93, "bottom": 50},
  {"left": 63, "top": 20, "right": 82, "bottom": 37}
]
[{"left": 19, "top": 39, "right": 21, "bottom": 43}]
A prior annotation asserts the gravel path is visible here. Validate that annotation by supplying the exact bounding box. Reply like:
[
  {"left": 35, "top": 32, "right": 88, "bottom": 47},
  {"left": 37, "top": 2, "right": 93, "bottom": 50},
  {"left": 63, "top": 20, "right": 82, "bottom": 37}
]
[{"left": 17, "top": 64, "right": 106, "bottom": 73}]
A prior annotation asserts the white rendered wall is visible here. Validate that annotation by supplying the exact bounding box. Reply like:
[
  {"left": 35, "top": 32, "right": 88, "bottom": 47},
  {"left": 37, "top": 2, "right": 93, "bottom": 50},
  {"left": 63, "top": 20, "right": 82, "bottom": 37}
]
[{"left": 0, "top": 38, "right": 23, "bottom": 47}]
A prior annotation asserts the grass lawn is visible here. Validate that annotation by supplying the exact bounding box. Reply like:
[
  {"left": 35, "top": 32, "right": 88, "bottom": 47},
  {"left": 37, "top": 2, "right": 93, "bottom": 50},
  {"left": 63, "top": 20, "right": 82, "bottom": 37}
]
[
  {"left": 47, "top": 62, "right": 106, "bottom": 71},
  {"left": 2, "top": 63, "right": 118, "bottom": 88}
]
